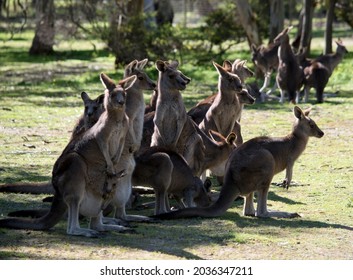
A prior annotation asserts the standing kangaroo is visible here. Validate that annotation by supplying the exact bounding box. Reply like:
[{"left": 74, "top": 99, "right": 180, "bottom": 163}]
[
  {"left": 251, "top": 41, "right": 280, "bottom": 101},
  {"left": 198, "top": 61, "right": 254, "bottom": 182},
  {"left": 0, "top": 74, "right": 137, "bottom": 237},
  {"left": 302, "top": 40, "right": 348, "bottom": 103},
  {"left": 187, "top": 59, "right": 254, "bottom": 125},
  {"left": 151, "top": 60, "right": 205, "bottom": 175},
  {"left": 104, "top": 59, "right": 157, "bottom": 224},
  {"left": 275, "top": 26, "right": 303, "bottom": 104},
  {"left": 153, "top": 106, "right": 324, "bottom": 220}
]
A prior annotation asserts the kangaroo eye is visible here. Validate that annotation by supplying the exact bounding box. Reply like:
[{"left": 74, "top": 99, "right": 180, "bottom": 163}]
[
  {"left": 138, "top": 76, "right": 143, "bottom": 80},
  {"left": 169, "top": 75, "right": 174, "bottom": 79}
]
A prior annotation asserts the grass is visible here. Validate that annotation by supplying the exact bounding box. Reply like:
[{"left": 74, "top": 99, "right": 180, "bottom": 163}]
[{"left": 0, "top": 27, "right": 352, "bottom": 260}]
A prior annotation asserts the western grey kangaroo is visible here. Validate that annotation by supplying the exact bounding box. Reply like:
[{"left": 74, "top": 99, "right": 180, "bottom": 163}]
[
  {"left": 198, "top": 62, "right": 254, "bottom": 181},
  {"left": 251, "top": 41, "right": 280, "bottom": 101},
  {"left": 153, "top": 106, "right": 324, "bottom": 220},
  {"left": 274, "top": 26, "right": 303, "bottom": 104},
  {"left": 71, "top": 91, "right": 105, "bottom": 139},
  {"left": 302, "top": 40, "right": 348, "bottom": 103},
  {"left": 133, "top": 146, "right": 211, "bottom": 214},
  {"left": 151, "top": 60, "right": 205, "bottom": 175},
  {"left": 0, "top": 74, "right": 136, "bottom": 237},
  {"left": 105, "top": 59, "right": 157, "bottom": 223},
  {"left": 187, "top": 59, "right": 255, "bottom": 125}
]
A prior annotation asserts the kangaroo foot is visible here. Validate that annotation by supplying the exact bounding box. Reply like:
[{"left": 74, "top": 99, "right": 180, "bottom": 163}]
[
  {"left": 92, "top": 224, "right": 136, "bottom": 233},
  {"left": 256, "top": 210, "right": 301, "bottom": 219},
  {"left": 68, "top": 228, "right": 101, "bottom": 238},
  {"left": 102, "top": 217, "right": 131, "bottom": 227}
]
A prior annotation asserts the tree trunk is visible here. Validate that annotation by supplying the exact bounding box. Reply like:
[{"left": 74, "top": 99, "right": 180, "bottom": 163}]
[
  {"left": 299, "top": 0, "right": 314, "bottom": 56},
  {"left": 269, "top": 0, "right": 284, "bottom": 43},
  {"left": 324, "top": 0, "right": 336, "bottom": 54},
  {"left": 29, "top": 0, "right": 55, "bottom": 55},
  {"left": 235, "top": 0, "right": 261, "bottom": 47},
  {"left": 154, "top": 0, "right": 174, "bottom": 26}
]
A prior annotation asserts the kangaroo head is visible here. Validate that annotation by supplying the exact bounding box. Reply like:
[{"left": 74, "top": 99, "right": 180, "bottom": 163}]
[
  {"left": 293, "top": 106, "right": 324, "bottom": 138},
  {"left": 231, "top": 59, "right": 254, "bottom": 82},
  {"left": 213, "top": 61, "right": 243, "bottom": 92},
  {"left": 100, "top": 73, "right": 137, "bottom": 111},
  {"left": 236, "top": 88, "right": 255, "bottom": 105},
  {"left": 274, "top": 26, "right": 293, "bottom": 44},
  {"left": 124, "top": 59, "right": 157, "bottom": 91},
  {"left": 335, "top": 39, "right": 349, "bottom": 55},
  {"left": 81, "top": 91, "right": 105, "bottom": 125},
  {"left": 156, "top": 60, "right": 191, "bottom": 91},
  {"left": 189, "top": 177, "right": 212, "bottom": 208}
]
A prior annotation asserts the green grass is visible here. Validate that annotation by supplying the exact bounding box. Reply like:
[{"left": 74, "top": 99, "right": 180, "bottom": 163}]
[{"left": 0, "top": 26, "right": 353, "bottom": 260}]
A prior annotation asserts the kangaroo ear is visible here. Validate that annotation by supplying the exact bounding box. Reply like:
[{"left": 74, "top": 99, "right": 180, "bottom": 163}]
[
  {"left": 251, "top": 44, "right": 258, "bottom": 53},
  {"left": 119, "top": 75, "right": 137, "bottom": 91},
  {"left": 303, "top": 107, "right": 312, "bottom": 116},
  {"left": 124, "top": 60, "right": 139, "bottom": 77},
  {"left": 156, "top": 60, "right": 167, "bottom": 72},
  {"left": 96, "top": 94, "right": 105, "bottom": 105},
  {"left": 100, "top": 73, "right": 116, "bottom": 91},
  {"left": 294, "top": 106, "right": 305, "bottom": 119},
  {"left": 213, "top": 61, "right": 228, "bottom": 77},
  {"left": 137, "top": 58, "right": 148, "bottom": 70},
  {"left": 81, "top": 91, "right": 90, "bottom": 102},
  {"left": 222, "top": 60, "right": 232, "bottom": 71},
  {"left": 170, "top": 60, "right": 179, "bottom": 69},
  {"left": 226, "top": 132, "right": 237, "bottom": 145}
]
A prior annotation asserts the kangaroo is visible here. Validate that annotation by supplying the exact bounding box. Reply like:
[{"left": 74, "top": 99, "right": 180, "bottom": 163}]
[
  {"left": 274, "top": 26, "right": 304, "bottom": 104},
  {"left": 199, "top": 61, "right": 254, "bottom": 145},
  {"left": 151, "top": 60, "right": 205, "bottom": 175},
  {"left": 0, "top": 74, "right": 137, "bottom": 237},
  {"left": 105, "top": 59, "right": 157, "bottom": 223},
  {"left": 71, "top": 91, "right": 105, "bottom": 139},
  {"left": 187, "top": 60, "right": 255, "bottom": 127},
  {"left": 251, "top": 41, "right": 280, "bottom": 102},
  {"left": 0, "top": 91, "right": 106, "bottom": 195},
  {"left": 302, "top": 40, "right": 348, "bottom": 103},
  {"left": 133, "top": 146, "right": 211, "bottom": 215},
  {"left": 198, "top": 62, "right": 254, "bottom": 182},
  {"left": 153, "top": 106, "right": 324, "bottom": 220}
]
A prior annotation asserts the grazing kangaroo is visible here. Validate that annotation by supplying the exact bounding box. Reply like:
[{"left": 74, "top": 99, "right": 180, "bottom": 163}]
[
  {"left": 251, "top": 41, "right": 280, "bottom": 101},
  {"left": 274, "top": 26, "right": 304, "bottom": 104},
  {"left": 0, "top": 74, "right": 137, "bottom": 237},
  {"left": 153, "top": 106, "right": 324, "bottom": 220},
  {"left": 302, "top": 40, "right": 348, "bottom": 103},
  {"left": 105, "top": 59, "right": 157, "bottom": 223},
  {"left": 133, "top": 147, "right": 211, "bottom": 215},
  {"left": 151, "top": 60, "right": 205, "bottom": 175}
]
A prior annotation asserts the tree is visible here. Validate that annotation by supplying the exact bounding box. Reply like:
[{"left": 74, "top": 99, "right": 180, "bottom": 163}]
[
  {"left": 29, "top": 0, "right": 55, "bottom": 55},
  {"left": 298, "top": 0, "right": 314, "bottom": 56},
  {"left": 234, "top": 0, "right": 261, "bottom": 47},
  {"left": 269, "top": 0, "right": 284, "bottom": 43},
  {"left": 324, "top": 0, "right": 336, "bottom": 54}
]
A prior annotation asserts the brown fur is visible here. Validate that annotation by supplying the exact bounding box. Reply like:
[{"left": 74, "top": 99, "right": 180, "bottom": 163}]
[
  {"left": 274, "top": 26, "right": 304, "bottom": 104},
  {"left": 151, "top": 60, "right": 205, "bottom": 175},
  {"left": 153, "top": 106, "right": 324, "bottom": 220},
  {"left": 133, "top": 146, "right": 211, "bottom": 215},
  {"left": 302, "top": 40, "right": 348, "bottom": 103},
  {"left": 0, "top": 74, "right": 136, "bottom": 237}
]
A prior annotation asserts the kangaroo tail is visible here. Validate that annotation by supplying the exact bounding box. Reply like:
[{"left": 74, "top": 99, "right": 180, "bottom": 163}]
[
  {"left": 0, "top": 182, "right": 54, "bottom": 194},
  {"left": 152, "top": 199, "right": 232, "bottom": 220},
  {"left": 7, "top": 209, "right": 49, "bottom": 218},
  {"left": 0, "top": 194, "right": 66, "bottom": 230}
]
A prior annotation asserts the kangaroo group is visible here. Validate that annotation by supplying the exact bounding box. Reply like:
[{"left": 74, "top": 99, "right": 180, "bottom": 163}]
[{"left": 1, "top": 26, "right": 338, "bottom": 237}]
